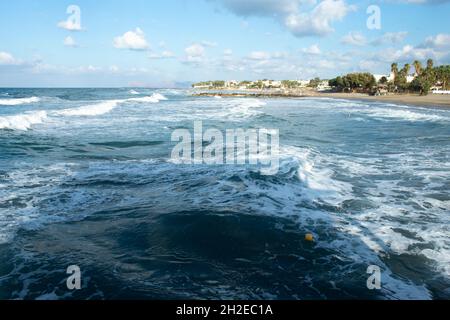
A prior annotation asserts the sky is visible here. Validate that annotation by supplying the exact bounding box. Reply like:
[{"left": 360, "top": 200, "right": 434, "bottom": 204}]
[{"left": 0, "top": 0, "right": 449, "bottom": 87}]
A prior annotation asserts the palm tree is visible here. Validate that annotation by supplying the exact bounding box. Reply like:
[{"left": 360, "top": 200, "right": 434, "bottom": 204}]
[
  {"left": 391, "top": 62, "right": 398, "bottom": 85},
  {"left": 403, "top": 63, "right": 411, "bottom": 75},
  {"left": 413, "top": 60, "right": 422, "bottom": 76},
  {"left": 391, "top": 63, "right": 398, "bottom": 76},
  {"left": 426, "top": 59, "right": 434, "bottom": 70}
]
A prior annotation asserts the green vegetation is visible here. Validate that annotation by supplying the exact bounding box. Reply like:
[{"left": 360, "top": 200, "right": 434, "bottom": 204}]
[
  {"left": 329, "top": 58, "right": 450, "bottom": 95},
  {"left": 281, "top": 80, "right": 299, "bottom": 88},
  {"left": 191, "top": 80, "right": 225, "bottom": 88},
  {"left": 407, "top": 59, "right": 450, "bottom": 95},
  {"left": 193, "top": 59, "right": 450, "bottom": 95},
  {"left": 308, "top": 77, "right": 321, "bottom": 88},
  {"left": 328, "top": 73, "right": 376, "bottom": 93},
  {"left": 248, "top": 80, "right": 264, "bottom": 89}
]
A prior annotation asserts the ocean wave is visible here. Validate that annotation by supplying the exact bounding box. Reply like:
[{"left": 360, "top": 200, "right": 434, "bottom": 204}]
[
  {"left": 0, "top": 153, "right": 436, "bottom": 298},
  {"left": 50, "top": 93, "right": 168, "bottom": 120},
  {"left": 0, "top": 111, "right": 47, "bottom": 130},
  {"left": 129, "top": 89, "right": 140, "bottom": 95},
  {"left": 364, "top": 107, "right": 446, "bottom": 122},
  {"left": 0, "top": 97, "right": 40, "bottom": 106},
  {"left": 127, "top": 93, "right": 168, "bottom": 103},
  {"left": 55, "top": 100, "right": 121, "bottom": 117},
  {"left": 328, "top": 100, "right": 449, "bottom": 122}
]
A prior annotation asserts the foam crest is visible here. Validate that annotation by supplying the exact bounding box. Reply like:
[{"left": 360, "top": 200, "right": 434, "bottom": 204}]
[
  {"left": 55, "top": 100, "right": 121, "bottom": 116},
  {"left": 128, "top": 93, "right": 167, "bottom": 103},
  {"left": 0, "top": 111, "right": 47, "bottom": 130},
  {"left": 0, "top": 97, "right": 40, "bottom": 106}
]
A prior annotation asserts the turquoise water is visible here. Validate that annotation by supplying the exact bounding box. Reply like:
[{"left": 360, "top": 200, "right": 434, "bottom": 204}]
[{"left": 0, "top": 88, "right": 449, "bottom": 299}]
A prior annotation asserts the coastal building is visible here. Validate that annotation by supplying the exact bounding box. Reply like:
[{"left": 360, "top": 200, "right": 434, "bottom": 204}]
[
  {"left": 317, "top": 80, "right": 331, "bottom": 91},
  {"left": 260, "top": 80, "right": 282, "bottom": 88},
  {"left": 374, "top": 72, "right": 416, "bottom": 83},
  {"left": 297, "top": 80, "right": 310, "bottom": 87},
  {"left": 374, "top": 72, "right": 395, "bottom": 83},
  {"left": 225, "top": 80, "right": 239, "bottom": 88}
]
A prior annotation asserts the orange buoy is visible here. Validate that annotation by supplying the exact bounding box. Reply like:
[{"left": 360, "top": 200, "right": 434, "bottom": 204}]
[{"left": 305, "top": 233, "right": 314, "bottom": 242}]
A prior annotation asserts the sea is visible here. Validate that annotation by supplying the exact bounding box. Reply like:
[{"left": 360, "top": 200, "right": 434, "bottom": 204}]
[{"left": 0, "top": 88, "right": 449, "bottom": 299}]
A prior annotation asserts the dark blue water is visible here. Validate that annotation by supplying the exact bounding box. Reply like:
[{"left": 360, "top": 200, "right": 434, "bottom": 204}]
[{"left": 0, "top": 88, "right": 449, "bottom": 299}]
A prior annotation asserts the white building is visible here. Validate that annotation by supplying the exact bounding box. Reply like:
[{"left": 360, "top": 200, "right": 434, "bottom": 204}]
[
  {"left": 225, "top": 80, "right": 239, "bottom": 88},
  {"left": 317, "top": 80, "right": 331, "bottom": 91},
  {"left": 374, "top": 72, "right": 395, "bottom": 83},
  {"left": 374, "top": 72, "right": 416, "bottom": 83},
  {"left": 297, "top": 80, "right": 310, "bottom": 87}
]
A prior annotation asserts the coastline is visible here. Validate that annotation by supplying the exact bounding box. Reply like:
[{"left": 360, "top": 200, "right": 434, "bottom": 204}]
[{"left": 193, "top": 90, "right": 450, "bottom": 108}]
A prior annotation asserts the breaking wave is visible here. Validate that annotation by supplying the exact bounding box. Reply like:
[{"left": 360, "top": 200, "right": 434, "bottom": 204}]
[
  {"left": 0, "top": 97, "right": 40, "bottom": 106},
  {"left": 55, "top": 100, "right": 121, "bottom": 117},
  {"left": 0, "top": 93, "right": 169, "bottom": 130},
  {"left": 0, "top": 111, "right": 47, "bottom": 130}
]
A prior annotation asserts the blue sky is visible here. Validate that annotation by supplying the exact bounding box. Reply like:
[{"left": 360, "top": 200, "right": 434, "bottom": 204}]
[{"left": 0, "top": 0, "right": 449, "bottom": 87}]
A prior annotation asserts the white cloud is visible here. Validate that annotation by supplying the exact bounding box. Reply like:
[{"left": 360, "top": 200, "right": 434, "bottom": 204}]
[
  {"left": 0, "top": 52, "right": 20, "bottom": 65},
  {"left": 224, "top": 49, "right": 233, "bottom": 56},
  {"left": 86, "top": 65, "right": 101, "bottom": 72},
  {"left": 341, "top": 31, "right": 367, "bottom": 46},
  {"left": 113, "top": 28, "right": 150, "bottom": 50},
  {"left": 285, "top": 0, "right": 355, "bottom": 37},
  {"left": 247, "top": 51, "right": 271, "bottom": 60},
  {"left": 57, "top": 20, "right": 82, "bottom": 31},
  {"left": 185, "top": 44, "right": 205, "bottom": 57},
  {"left": 109, "top": 65, "right": 120, "bottom": 73},
  {"left": 213, "top": 0, "right": 355, "bottom": 37},
  {"left": 201, "top": 40, "right": 218, "bottom": 47},
  {"left": 301, "top": 44, "right": 322, "bottom": 55},
  {"left": 422, "top": 33, "right": 450, "bottom": 49},
  {"left": 182, "top": 44, "right": 206, "bottom": 64},
  {"left": 149, "top": 50, "right": 176, "bottom": 59},
  {"left": 371, "top": 32, "right": 408, "bottom": 46},
  {"left": 63, "top": 36, "right": 78, "bottom": 47},
  {"left": 376, "top": 45, "right": 443, "bottom": 63}
]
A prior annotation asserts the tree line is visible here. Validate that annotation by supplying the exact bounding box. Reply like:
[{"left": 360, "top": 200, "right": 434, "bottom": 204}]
[{"left": 329, "top": 59, "right": 450, "bottom": 95}]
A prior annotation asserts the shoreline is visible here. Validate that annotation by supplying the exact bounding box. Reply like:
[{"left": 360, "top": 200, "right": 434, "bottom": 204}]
[{"left": 193, "top": 91, "right": 450, "bottom": 108}]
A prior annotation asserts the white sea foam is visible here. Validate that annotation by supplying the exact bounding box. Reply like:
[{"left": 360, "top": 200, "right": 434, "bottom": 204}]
[
  {"left": 362, "top": 107, "right": 446, "bottom": 122},
  {"left": 0, "top": 97, "right": 40, "bottom": 106},
  {"left": 0, "top": 93, "right": 169, "bottom": 130},
  {"left": 328, "top": 100, "right": 449, "bottom": 122},
  {"left": 128, "top": 93, "right": 167, "bottom": 103},
  {"left": 55, "top": 100, "right": 121, "bottom": 116},
  {"left": 0, "top": 111, "right": 47, "bottom": 130},
  {"left": 54, "top": 94, "right": 168, "bottom": 117},
  {"left": 224, "top": 98, "right": 266, "bottom": 119},
  {"left": 129, "top": 89, "right": 140, "bottom": 95}
]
